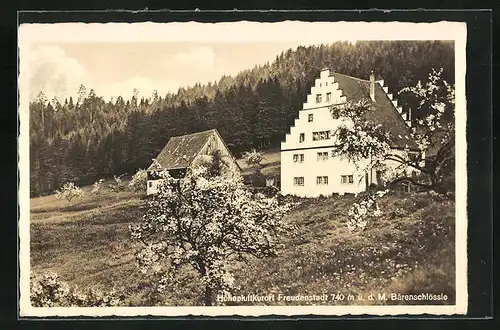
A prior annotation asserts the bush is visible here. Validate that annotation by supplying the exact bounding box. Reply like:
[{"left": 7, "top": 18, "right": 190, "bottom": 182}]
[
  {"left": 55, "top": 182, "right": 84, "bottom": 203},
  {"left": 30, "top": 272, "right": 121, "bottom": 307},
  {"left": 129, "top": 169, "right": 148, "bottom": 193},
  {"left": 243, "top": 149, "right": 264, "bottom": 167},
  {"left": 91, "top": 179, "right": 105, "bottom": 195},
  {"left": 109, "top": 174, "right": 126, "bottom": 194}
]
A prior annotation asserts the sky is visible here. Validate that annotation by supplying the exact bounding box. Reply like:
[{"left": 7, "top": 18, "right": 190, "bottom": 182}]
[
  {"left": 22, "top": 41, "right": 312, "bottom": 102},
  {"left": 18, "top": 21, "right": 465, "bottom": 103}
]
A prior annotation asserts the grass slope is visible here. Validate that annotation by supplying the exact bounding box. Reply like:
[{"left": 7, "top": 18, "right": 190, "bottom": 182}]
[
  {"left": 30, "top": 176, "right": 455, "bottom": 306},
  {"left": 232, "top": 192, "right": 455, "bottom": 306}
]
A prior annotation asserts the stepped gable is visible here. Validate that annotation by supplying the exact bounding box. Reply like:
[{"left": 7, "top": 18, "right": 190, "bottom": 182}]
[{"left": 330, "top": 72, "right": 417, "bottom": 150}]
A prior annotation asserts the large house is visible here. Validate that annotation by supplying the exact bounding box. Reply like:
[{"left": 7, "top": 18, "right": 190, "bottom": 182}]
[
  {"left": 280, "top": 68, "right": 417, "bottom": 197},
  {"left": 146, "top": 129, "right": 241, "bottom": 195}
]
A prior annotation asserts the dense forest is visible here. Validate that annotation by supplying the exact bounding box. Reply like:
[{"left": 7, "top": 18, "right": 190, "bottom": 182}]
[{"left": 29, "top": 41, "right": 455, "bottom": 196}]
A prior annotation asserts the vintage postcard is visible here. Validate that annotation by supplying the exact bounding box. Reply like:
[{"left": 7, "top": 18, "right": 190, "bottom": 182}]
[{"left": 18, "top": 19, "right": 467, "bottom": 317}]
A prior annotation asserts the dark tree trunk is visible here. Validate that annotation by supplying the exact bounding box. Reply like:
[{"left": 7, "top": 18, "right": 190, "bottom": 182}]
[{"left": 204, "top": 286, "right": 213, "bottom": 306}]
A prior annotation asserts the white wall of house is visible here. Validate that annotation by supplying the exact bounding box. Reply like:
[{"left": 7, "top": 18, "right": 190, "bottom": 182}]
[
  {"left": 280, "top": 69, "right": 409, "bottom": 197},
  {"left": 281, "top": 69, "right": 364, "bottom": 197},
  {"left": 281, "top": 148, "right": 367, "bottom": 197},
  {"left": 147, "top": 179, "right": 162, "bottom": 195}
]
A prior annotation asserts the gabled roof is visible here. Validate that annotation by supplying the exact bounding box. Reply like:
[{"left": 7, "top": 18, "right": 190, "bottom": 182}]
[
  {"left": 331, "top": 72, "right": 416, "bottom": 149},
  {"left": 148, "top": 129, "right": 217, "bottom": 171},
  {"left": 148, "top": 128, "right": 242, "bottom": 172}
]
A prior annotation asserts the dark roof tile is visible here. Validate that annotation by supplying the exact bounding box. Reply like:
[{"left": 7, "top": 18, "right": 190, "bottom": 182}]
[
  {"left": 331, "top": 72, "right": 417, "bottom": 149},
  {"left": 148, "top": 129, "right": 216, "bottom": 171}
]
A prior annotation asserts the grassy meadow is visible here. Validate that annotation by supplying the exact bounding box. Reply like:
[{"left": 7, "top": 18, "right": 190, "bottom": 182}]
[{"left": 30, "top": 154, "right": 456, "bottom": 307}]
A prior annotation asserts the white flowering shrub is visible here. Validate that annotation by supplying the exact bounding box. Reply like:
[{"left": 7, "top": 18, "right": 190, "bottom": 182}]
[
  {"left": 30, "top": 272, "right": 120, "bottom": 307},
  {"left": 55, "top": 182, "right": 84, "bottom": 203},
  {"left": 347, "top": 190, "right": 389, "bottom": 231},
  {"left": 91, "top": 179, "right": 105, "bottom": 195},
  {"left": 243, "top": 149, "right": 264, "bottom": 167},
  {"left": 109, "top": 174, "right": 126, "bottom": 194},
  {"left": 330, "top": 68, "right": 455, "bottom": 196},
  {"left": 129, "top": 169, "right": 148, "bottom": 193},
  {"left": 130, "top": 166, "right": 293, "bottom": 306}
]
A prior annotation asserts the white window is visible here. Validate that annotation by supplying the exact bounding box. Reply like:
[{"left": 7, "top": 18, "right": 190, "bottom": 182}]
[
  {"left": 316, "top": 152, "right": 328, "bottom": 161},
  {"left": 308, "top": 114, "right": 313, "bottom": 122},
  {"left": 317, "top": 176, "right": 329, "bottom": 185},
  {"left": 341, "top": 175, "right": 354, "bottom": 184},
  {"left": 293, "top": 154, "right": 304, "bottom": 163},
  {"left": 313, "top": 131, "right": 331, "bottom": 141},
  {"left": 326, "top": 82, "right": 328, "bottom": 86},
  {"left": 316, "top": 94, "right": 322, "bottom": 103},
  {"left": 293, "top": 177, "right": 304, "bottom": 186},
  {"left": 148, "top": 181, "right": 152, "bottom": 188},
  {"left": 299, "top": 133, "right": 305, "bottom": 143},
  {"left": 326, "top": 92, "right": 332, "bottom": 102}
]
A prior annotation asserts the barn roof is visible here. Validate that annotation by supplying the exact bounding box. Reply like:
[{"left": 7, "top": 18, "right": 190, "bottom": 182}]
[
  {"left": 331, "top": 72, "right": 417, "bottom": 149},
  {"left": 147, "top": 129, "right": 217, "bottom": 171}
]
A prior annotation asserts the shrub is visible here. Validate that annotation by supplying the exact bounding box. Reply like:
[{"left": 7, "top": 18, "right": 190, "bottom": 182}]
[
  {"left": 91, "top": 179, "right": 105, "bottom": 195},
  {"left": 109, "top": 174, "right": 126, "bottom": 194},
  {"left": 55, "top": 182, "right": 84, "bottom": 204},
  {"left": 242, "top": 149, "right": 264, "bottom": 167},
  {"left": 129, "top": 169, "right": 148, "bottom": 193},
  {"left": 30, "top": 272, "right": 121, "bottom": 307},
  {"left": 347, "top": 190, "right": 389, "bottom": 231}
]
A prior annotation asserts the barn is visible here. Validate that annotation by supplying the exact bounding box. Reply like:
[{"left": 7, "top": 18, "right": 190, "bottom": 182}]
[{"left": 146, "top": 129, "right": 241, "bottom": 195}]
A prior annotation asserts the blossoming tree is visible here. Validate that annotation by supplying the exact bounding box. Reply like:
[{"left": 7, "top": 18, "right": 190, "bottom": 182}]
[
  {"left": 109, "top": 174, "right": 126, "bottom": 197},
  {"left": 128, "top": 169, "right": 148, "bottom": 193},
  {"left": 331, "top": 68, "right": 455, "bottom": 195},
  {"left": 130, "top": 164, "right": 292, "bottom": 306},
  {"left": 243, "top": 148, "right": 264, "bottom": 167},
  {"left": 55, "top": 182, "right": 84, "bottom": 204},
  {"left": 330, "top": 68, "right": 455, "bottom": 230},
  {"left": 91, "top": 179, "right": 105, "bottom": 195}
]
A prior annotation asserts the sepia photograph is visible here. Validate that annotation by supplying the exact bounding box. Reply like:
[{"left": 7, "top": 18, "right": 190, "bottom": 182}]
[{"left": 18, "top": 20, "right": 467, "bottom": 317}]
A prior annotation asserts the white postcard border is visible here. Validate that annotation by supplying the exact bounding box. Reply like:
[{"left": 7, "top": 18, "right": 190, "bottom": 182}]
[{"left": 18, "top": 20, "right": 468, "bottom": 317}]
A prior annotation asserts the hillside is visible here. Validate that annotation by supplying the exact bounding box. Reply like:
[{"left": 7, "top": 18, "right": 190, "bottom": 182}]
[{"left": 30, "top": 176, "right": 455, "bottom": 306}]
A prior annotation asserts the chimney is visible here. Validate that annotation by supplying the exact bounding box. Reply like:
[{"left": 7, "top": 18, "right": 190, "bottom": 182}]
[{"left": 369, "top": 70, "right": 375, "bottom": 101}]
